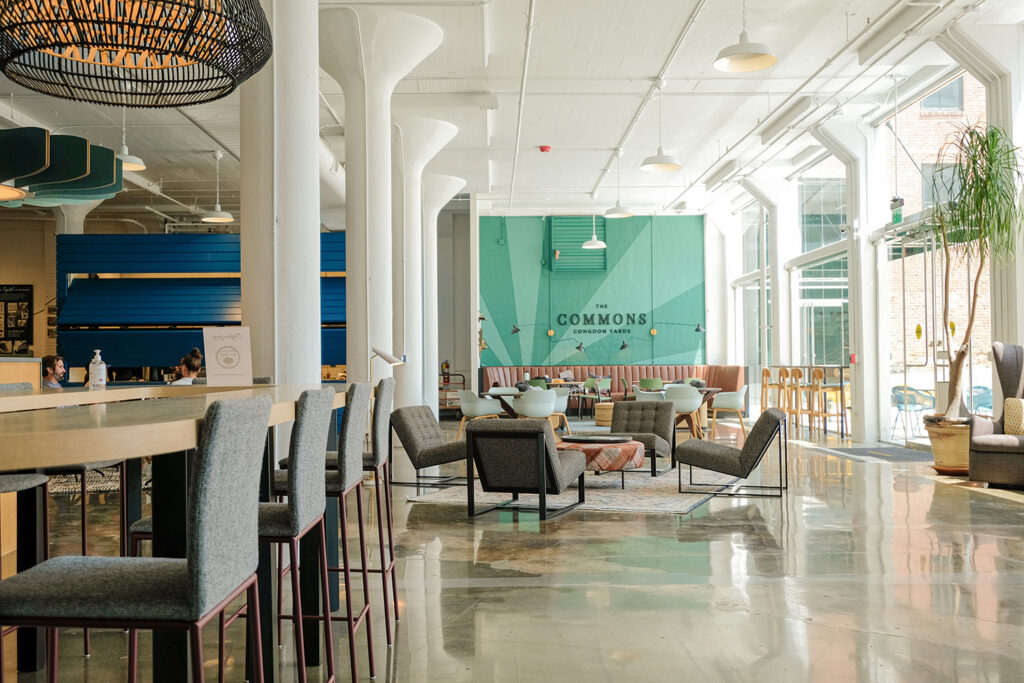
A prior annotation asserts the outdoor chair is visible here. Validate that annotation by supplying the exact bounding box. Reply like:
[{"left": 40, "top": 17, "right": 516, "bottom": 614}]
[
  {"left": 674, "top": 407, "right": 788, "bottom": 498},
  {"left": 890, "top": 385, "right": 933, "bottom": 439},
  {"left": 0, "top": 396, "right": 272, "bottom": 682},
  {"left": 970, "top": 342, "right": 1024, "bottom": 487},
  {"left": 390, "top": 406, "right": 467, "bottom": 488},
  {"left": 465, "top": 419, "right": 586, "bottom": 520}
]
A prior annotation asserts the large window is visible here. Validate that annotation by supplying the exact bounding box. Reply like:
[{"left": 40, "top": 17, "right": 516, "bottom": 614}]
[
  {"left": 922, "top": 163, "right": 957, "bottom": 209},
  {"left": 798, "top": 257, "right": 849, "bottom": 366},
  {"left": 741, "top": 205, "right": 764, "bottom": 274},
  {"left": 798, "top": 155, "right": 846, "bottom": 253},
  {"left": 921, "top": 76, "right": 964, "bottom": 112}
]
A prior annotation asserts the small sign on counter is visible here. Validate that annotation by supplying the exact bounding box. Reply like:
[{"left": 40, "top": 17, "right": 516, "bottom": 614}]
[{"left": 202, "top": 326, "right": 254, "bottom": 386}]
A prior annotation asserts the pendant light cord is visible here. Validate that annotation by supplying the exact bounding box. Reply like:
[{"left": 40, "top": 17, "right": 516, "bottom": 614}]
[
  {"left": 121, "top": 106, "right": 127, "bottom": 148},
  {"left": 214, "top": 151, "right": 222, "bottom": 206},
  {"left": 741, "top": 0, "right": 748, "bottom": 33},
  {"left": 658, "top": 87, "right": 664, "bottom": 148},
  {"left": 616, "top": 153, "right": 622, "bottom": 204}
]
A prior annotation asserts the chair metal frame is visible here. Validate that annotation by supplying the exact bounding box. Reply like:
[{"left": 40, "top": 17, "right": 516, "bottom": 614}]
[
  {"left": 678, "top": 420, "right": 788, "bottom": 498},
  {"left": 465, "top": 431, "right": 585, "bottom": 520}
]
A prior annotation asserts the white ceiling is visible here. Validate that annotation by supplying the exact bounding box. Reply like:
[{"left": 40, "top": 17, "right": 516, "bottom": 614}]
[{"left": 1, "top": 0, "right": 1020, "bottom": 222}]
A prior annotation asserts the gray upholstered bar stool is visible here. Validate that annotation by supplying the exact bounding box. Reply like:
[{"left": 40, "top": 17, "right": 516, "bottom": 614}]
[
  {"left": 278, "top": 378, "right": 400, "bottom": 646},
  {"left": 0, "top": 381, "right": 126, "bottom": 657},
  {"left": 0, "top": 396, "right": 272, "bottom": 683},
  {"left": 0, "top": 472, "right": 50, "bottom": 680},
  {"left": 129, "top": 388, "right": 338, "bottom": 683},
  {"left": 355, "top": 377, "right": 399, "bottom": 646},
  {"left": 274, "top": 382, "right": 375, "bottom": 682}
]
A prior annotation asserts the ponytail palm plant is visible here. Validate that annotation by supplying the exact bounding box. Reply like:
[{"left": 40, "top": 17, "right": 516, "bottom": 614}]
[{"left": 928, "top": 124, "right": 1024, "bottom": 421}]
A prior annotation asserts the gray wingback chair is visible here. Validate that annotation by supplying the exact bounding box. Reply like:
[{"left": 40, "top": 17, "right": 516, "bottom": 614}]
[
  {"left": 607, "top": 401, "right": 676, "bottom": 476},
  {"left": 970, "top": 342, "right": 1024, "bottom": 486},
  {"left": 465, "top": 419, "right": 586, "bottom": 520}
]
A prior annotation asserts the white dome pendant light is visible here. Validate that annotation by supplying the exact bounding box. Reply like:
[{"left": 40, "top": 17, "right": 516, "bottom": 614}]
[
  {"left": 713, "top": 0, "right": 778, "bottom": 73},
  {"left": 202, "top": 150, "right": 234, "bottom": 224},
  {"left": 582, "top": 207, "right": 607, "bottom": 250},
  {"left": 604, "top": 150, "right": 634, "bottom": 218},
  {"left": 641, "top": 81, "right": 681, "bottom": 172},
  {"left": 116, "top": 107, "right": 146, "bottom": 172}
]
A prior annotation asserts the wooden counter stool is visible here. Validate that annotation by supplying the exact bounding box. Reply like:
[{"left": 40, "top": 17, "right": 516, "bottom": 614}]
[{"left": 760, "top": 368, "right": 784, "bottom": 411}]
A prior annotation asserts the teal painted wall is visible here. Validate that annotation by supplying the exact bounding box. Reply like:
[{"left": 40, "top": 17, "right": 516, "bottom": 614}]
[{"left": 479, "top": 215, "right": 705, "bottom": 366}]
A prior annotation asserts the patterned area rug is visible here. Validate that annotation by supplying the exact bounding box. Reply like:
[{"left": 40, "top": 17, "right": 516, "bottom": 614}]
[
  {"left": 46, "top": 468, "right": 123, "bottom": 494},
  {"left": 408, "top": 464, "right": 738, "bottom": 515}
]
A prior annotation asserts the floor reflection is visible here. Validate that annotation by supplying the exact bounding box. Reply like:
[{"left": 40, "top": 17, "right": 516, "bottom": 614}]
[{"left": 11, "top": 420, "right": 1024, "bottom": 681}]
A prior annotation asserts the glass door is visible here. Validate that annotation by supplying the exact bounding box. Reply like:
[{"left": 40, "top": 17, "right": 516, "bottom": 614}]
[{"left": 885, "top": 229, "right": 938, "bottom": 446}]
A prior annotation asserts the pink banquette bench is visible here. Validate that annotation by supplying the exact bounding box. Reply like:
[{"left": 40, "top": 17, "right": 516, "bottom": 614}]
[{"left": 481, "top": 365, "right": 745, "bottom": 404}]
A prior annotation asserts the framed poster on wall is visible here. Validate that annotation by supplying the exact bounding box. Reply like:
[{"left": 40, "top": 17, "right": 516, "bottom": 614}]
[{"left": 0, "top": 285, "right": 32, "bottom": 355}]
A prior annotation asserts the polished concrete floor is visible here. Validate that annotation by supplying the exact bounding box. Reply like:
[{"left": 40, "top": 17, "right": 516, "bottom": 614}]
[{"left": 6, "top": 418, "right": 1024, "bottom": 681}]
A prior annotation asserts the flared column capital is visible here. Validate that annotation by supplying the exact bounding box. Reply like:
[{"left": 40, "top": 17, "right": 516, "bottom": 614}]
[
  {"left": 320, "top": 7, "right": 443, "bottom": 94},
  {"left": 423, "top": 174, "right": 467, "bottom": 219},
  {"left": 392, "top": 118, "right": 459, "bottom": 178}
]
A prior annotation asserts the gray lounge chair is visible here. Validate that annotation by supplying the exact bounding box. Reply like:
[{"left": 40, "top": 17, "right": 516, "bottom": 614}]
[
  {"left": 674, "top": 408, "right": 788, "bottom": 497},
  {"left": 970, "top": 342, "right": 1024, "bottom": 487},
  {"left": 465, "top": 419, "right": 586, "bottom": 520}
]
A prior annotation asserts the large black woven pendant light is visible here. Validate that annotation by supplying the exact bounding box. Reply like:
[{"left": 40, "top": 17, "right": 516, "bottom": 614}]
[{"left": 0, "top": 1, "right": 272, "bottom": 108}]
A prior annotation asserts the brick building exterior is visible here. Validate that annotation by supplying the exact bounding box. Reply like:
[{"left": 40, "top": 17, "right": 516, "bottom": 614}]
[{"left": 883, "top": 72, "right": 992, "bottom": 380}]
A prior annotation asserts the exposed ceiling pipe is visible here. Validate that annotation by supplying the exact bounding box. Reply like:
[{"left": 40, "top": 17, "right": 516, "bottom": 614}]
[
  {"left": 507, "top": 0, "right": 537, "bottom": 212},
  {"left": 704, "top": 0, "right": 976, "bottom": 194},
  {"left": 659, "top": 0, "right": 966, "bottom": 210},
  {"left": 590, "top": 0, "right": 707, "bottom": 199},
  {"left": 175, "top": 108, "right": 239, "bottom": 162}
]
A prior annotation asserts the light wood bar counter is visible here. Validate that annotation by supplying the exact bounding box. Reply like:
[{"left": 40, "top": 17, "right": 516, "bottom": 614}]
[
  {"left": 0, "top": 383, "right": 346, "bottom": 682},
  {"left": 0, "top": 383, "right": 243, "bottom": 415},
  {"left": 0, "top": 384, "right": 345, "bottom": 471}
]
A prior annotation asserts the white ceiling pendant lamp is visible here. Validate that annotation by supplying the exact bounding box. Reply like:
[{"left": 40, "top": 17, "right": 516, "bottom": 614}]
[
  {"left": 202, "top": 150, "right": 234, "bottom": 224},
  {"left": 641, "top": 81, "right": 681, "bottom": 173},
  {"left": 713, "top": 0, "right": 778, "bottom": 73},
  {"left": 604, "top": 151, "right": 633, "bottom": 218},
  {"left": 582, "top": 210, "right": 607, "bottom": 250},
  {"left": 116, "top": 107, "right": 146, "bottom": 172}
]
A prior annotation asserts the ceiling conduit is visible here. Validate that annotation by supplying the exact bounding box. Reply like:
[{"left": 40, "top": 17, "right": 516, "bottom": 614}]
[{"left": 507, "top": 0, "right": 537, "bottom": 212}]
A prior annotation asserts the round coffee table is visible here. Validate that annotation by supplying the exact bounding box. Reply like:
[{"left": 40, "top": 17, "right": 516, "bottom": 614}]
[{"left": 555, "top": 437, "right": 644, "bottom": 488}]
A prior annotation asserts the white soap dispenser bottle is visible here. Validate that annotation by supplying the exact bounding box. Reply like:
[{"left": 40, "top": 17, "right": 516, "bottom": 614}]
[{"left": 89, "top": 349, "right": 107, "bottom": 389}]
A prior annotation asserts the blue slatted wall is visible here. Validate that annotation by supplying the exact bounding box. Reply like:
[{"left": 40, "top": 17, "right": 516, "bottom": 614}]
[{"left": 56, "top": 234, "right": 347, "bottom": 365}]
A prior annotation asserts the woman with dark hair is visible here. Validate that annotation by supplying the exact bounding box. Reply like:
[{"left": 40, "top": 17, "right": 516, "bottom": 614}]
[{"left": 170, "top": 347, "right": 203, "bottom": 385}]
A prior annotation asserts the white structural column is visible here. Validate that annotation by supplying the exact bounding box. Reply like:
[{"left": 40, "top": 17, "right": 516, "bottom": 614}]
[
  {"left": 422, "top": 174, "right": 466, "bottom": 414},
  {"left": 813, "top": 121, "right": 889, "bottom": 441},
  {"left": 936, "top": 23, "right": 1024, "bottom": 348},
  {"left": 52, "top": 200, "right": 103, "bottom": 235},
  {"left": 320, "top": 8, "right": 443, "bottom": 383},
  {"left": 241, "top": 0, "right": 321, "bottom": 384},
  {"left": 391, "top": 118, "right": 458, "bottom": 408},
  {"left": 741, "top": 175, "right": 799, "bottom": 364}
]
